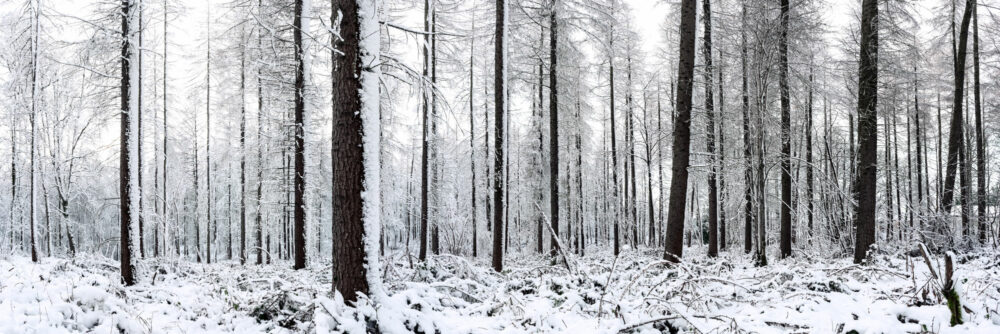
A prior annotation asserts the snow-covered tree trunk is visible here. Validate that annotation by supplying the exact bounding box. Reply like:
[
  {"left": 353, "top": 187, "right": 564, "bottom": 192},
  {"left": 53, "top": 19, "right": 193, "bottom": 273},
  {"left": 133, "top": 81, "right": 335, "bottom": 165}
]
[
  {"left": 330, "top": 0, "right": 382, "bottom": 303},
  {"left": 120, "top": 0, "right": 141, "bottom": 286}
]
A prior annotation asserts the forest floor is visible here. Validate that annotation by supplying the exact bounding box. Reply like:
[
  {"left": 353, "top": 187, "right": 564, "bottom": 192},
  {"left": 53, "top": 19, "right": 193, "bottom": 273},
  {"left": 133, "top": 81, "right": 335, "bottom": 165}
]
[{"left": 2, "top": 246, "right": 999, "bottom": 333}]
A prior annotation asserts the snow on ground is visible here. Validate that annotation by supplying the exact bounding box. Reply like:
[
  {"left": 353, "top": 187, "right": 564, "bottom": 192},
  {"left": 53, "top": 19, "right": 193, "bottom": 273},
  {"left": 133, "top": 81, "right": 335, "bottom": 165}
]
[{"left": 2, "top": 247, "right": 999, "bottom": 333}]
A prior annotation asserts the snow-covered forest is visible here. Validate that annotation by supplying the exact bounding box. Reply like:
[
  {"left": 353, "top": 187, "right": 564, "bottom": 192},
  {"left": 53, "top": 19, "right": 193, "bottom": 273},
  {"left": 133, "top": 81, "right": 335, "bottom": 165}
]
[{"left": 1, "top": 0, "right": 999, "bottom": 332}]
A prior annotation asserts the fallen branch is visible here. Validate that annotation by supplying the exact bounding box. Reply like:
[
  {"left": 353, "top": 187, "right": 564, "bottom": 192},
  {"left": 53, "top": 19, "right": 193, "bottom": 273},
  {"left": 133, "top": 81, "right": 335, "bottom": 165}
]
[{"left": 534, "top": 203, "right": 576, "bottom": 275}]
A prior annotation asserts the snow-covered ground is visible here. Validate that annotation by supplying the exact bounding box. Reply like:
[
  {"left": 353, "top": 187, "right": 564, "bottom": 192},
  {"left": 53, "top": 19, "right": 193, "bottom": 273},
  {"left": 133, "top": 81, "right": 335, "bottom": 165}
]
[{"left": 2, "top": 248, "right": 999, "bottom": 333}]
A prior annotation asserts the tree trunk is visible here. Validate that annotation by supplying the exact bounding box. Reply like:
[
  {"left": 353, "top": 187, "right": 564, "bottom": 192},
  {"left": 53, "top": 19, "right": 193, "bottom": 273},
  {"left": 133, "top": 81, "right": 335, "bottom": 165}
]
[
  {"left": 205, "top": 4, "right": 213, "bottom": 265},
  {"left": 663, "top": 0, "right": 696, "bottom": 262},
  {"left": 740, "top": 1, "right": 753, "bottom": 255},
  {"left": 469, "top": 16, "right": 478, "bottom": 258},
  {"left": 255, "top": 0, "right": 265, "bottom": 265},
  {"left": 120, "top": 0, "right": 139, "bottom": 286},
  {"left": 778, "top": 0, "right": 792, "bottom": 259},
  {"left": 291, "top": 0, "right": 308, "bottom": 269},
  {"left": 609, "top": 40, "right": 620, "bottom": 256},
  {"left": 806, "top": 66, "right": 814, "bottom": 242},
  {"left": 431, "top": 7, "right": 440, "bottom": 256},
  {"left": 548, "top": 7, "right": 560, "bottom": 257},
  {"left": 330, "top": 0, "right": 378, "bottom": 303},
  {"left": 492, "top": 0, "right": 506, "bottom": 273},
  {"left": 160, "top": 0, "right": 168, "bottom": 259},
  {"left": 972, "top": 0, "right": 986, "bottom": 244},
  {"left": 853, "top": 0, "right": 878, "bottom": 264},
  {"left": 137, "top": 4, "right": 145, "bottom": 260},
  {"left": 418, "top": 0, "right": 431, "bottom": 262},
  {"left": 703, "top": 0, "right": 718, "bottom": 258},
  {"left": 29, "top": 0, "right": 39, "bottom": 262},
  {"left": 940, "top": 0, "right": 974, "bottom": 220},
  {"left": 239, "top": 31, "right": 247, "bottom": 265}
]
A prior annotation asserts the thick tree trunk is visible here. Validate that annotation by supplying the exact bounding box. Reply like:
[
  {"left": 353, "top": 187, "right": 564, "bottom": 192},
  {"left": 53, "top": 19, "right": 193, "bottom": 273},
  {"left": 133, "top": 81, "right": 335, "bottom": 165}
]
[
  {"left": 120, "top": 0, "right": 138, "bottom": 286},
  {"left": 292, "top": 0, "right": 307, "bottom": 269},
  {"left": 418, "top": 0, "right": 431, "bottom": 262},
  {"left": 330, "top": 0, "right": 377, "bottom": 303},
  {"left": 492, "top": 0, "right": 506, "bottom": 273},
  {"left": 853, "top": 0, "right": 878, "bottom": 264},
  {"left": 778, "top": 0, "right": 792, "bottom": 259},
  {"left": 663, "top": 0, "right": 696, "bottom": 262},
  {"left": 941, "top": 0, "right": 974, "bottom": 220},
  {"left": 703, "top": 0, "right": 718, "bottom": 258}
]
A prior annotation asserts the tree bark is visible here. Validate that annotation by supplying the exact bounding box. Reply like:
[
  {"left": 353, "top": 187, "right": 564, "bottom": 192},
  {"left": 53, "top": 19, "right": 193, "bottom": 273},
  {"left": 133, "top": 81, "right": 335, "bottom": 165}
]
[
  {"left": 418, "top": 0, "right": 431, "bottom": 261},
  {"left": 972, "top": 1, "right": 986, "bottom": 244},
  {"left": 853, "top": 0, "right": 878, "bottom": 264},
  {"left": 292, "top": 0, "right": 306, "bottom": 269},
  {"left": 469, "top": 17, "right": 478, "bottom": 258},
  {"left": 330, "top": 0, "right": 376, "bottom": 303},
  {"left": 549, "top": 6, "right": 560, "bottom": 257},
  {"left": 940, "top": 0, "right": 974, "bottom": 220},
  {"left": 663, "top": 0, "right": 696, "bottom": 262},
  {"left": 740, "top": 1, "right": 753, "bottom": 255},
  {"left": 778, "top": 0, "right": 792, "bottom": 259},
  {"left": 120, "top": 0, "right": 138, "bottom": 285},
  {"left": 492, "top": 0, "right": 506, "bottom": 273},
  {"left": 703, "top": 0, "right": 718, "bottom": 258},
  {"left": 806, "top": 66, "right": 814, "bottom": 242}
]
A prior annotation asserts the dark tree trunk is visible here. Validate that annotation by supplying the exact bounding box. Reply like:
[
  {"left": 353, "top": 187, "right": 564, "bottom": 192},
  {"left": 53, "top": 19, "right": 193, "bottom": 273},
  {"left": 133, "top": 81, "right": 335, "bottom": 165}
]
[
  {"left": 330, "top": 0, "right": 374, "bottom": 303},
  {"left": 576, "top": 101, "right": 585, "bottom": 255},
  {"left": 937, "top": 93, "right": 943, "bottom": 209},
  {"left": 718, "top": 65, "right": 726, "bottom": 250},
  {"left": 972, "top": 1, "right": 986, "bottom": 244},
  {"left": 609, "top": 41, "right": 620, "bottom": 256},
  {"left": 778, "top": 0, "right": 792, "bottom": 259},
  {"left": 29, "top": 0, "right": 38, "bottom": 262},
  {"left": 255, "top": 0, "right": 264, "bottom": 265},
  {"left": 418, "top": 0, "right": 431, "bottom": 262},
  {"left": 703, "top": 0, "right": 718, "bottom": 258},
  {"left": 657, "top": 87, "right": 664, "bottom": 248},
  {"left": 120, "top": 0, "right": 137, "bottom": 286},
  {"left": 913, "top": 68, "right": 924, "bottom": 226},
  {"left": 740, "top": 2, "right": 753, "bottom": 255},
  {"left": 853, "top": 0, "right": 878, "bottom": 264},
  {"left": 492, "top": 0, "right": 506, "bottom": 273},
  {"left": 160, "top": 0, "right": 168, "bottom": 259},
  {"left": 663, "top": 0, "right": 696, "bottom": 262},
  {"left": 239, "top": 33, "right": 247, "bottom": 265},
  {"left": 137, "top": 6, "right": 145, "bottom": 260},
  {"left": 431, "top": 8, "right": 440, "bottom": 256},
  {"left": 536, "top": 60, "right": 544, "bottom": 254},
  {"left": 469, "top": 17, "right": 478, "bottom": 258},
  {"left": 292, "top": 0, "right": 306, "bottom": 269},
  {"left": 806, "top": 66, "right": 814, "bottom": 242},
  {"left": 548, "top": 7, "right": 560, "bottom": 258},
  {"left": 941, "top": 0, "right": 974, "bottom": 219}
]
